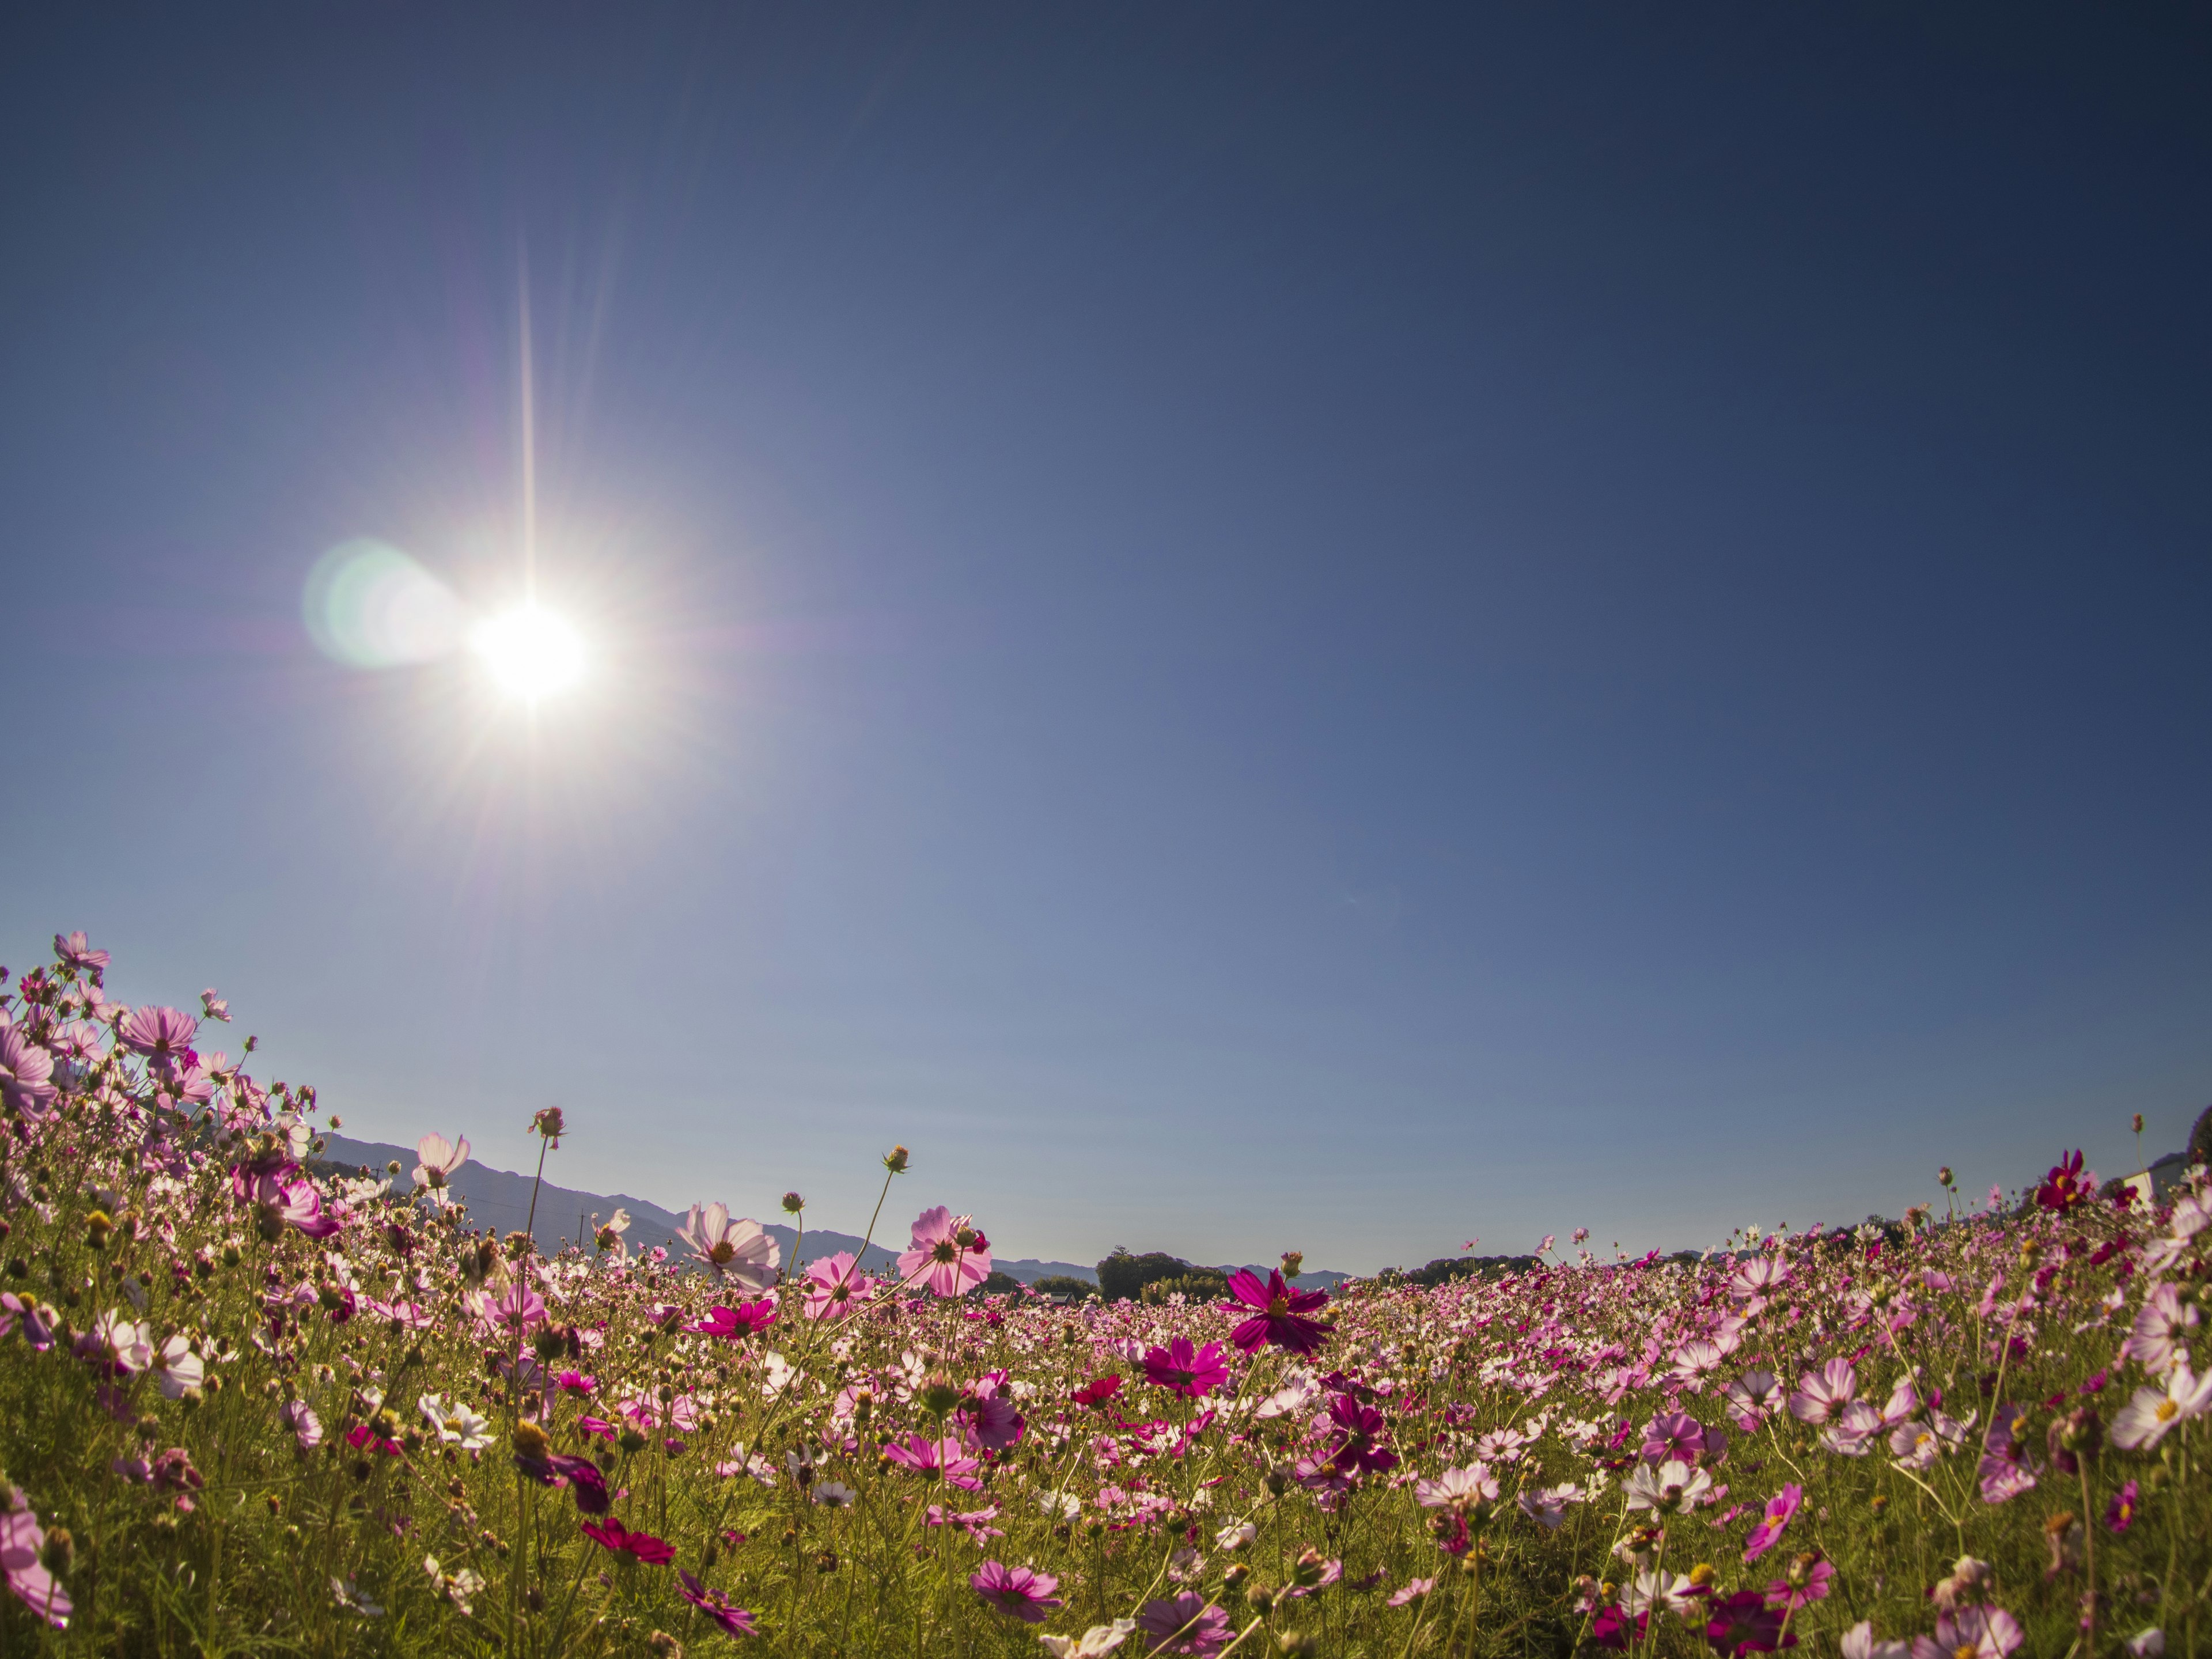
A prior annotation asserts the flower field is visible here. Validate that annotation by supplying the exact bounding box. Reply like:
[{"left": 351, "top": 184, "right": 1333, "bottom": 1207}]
[{"left": 1, "top": 934, "right": 2208, "bottom": 1658}]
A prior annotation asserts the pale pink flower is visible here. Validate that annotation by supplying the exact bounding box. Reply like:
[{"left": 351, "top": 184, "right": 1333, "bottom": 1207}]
[
  {"left": 0, "top": 1028, "right": 55, "bottom": 1119},
  {"left": 1788, "top": 1358, "right": 1857, "bottom": 1423},
  {"left": 281, "top": 1399, "right": 323, "bottom": 1448},
  {"left": 679, "top": 1202, "right": 779, "bottom": 1291},
  {"left": 2111, "top": 1363, "right": 2212, "bottom": 1450},
  {"left": 411, "top": 1132, "right": 471, "bottom": 1194},
  {"left": 1907, "top": 1605, "right": 2024, "bottom": 1659},
  {"left": 1723, "top": 1369, "right": 1785, "bottom": 1432},
  {"left": 1387, "top": 1577, "right": 1437, "bottom": 1608},
  {"left": 802, "top": 1252, "right": 876, "bottom": 1319},
  {"left": 152, "top": 1334, "right": 203, "bottom": 1399},
  {"left": 0, "top": 1499, "right": 71, "bottom": 1628},
  {"left": 898, "top": 1206, "right": 992, "bottom": 1297},
  {"left": 52, "top": 931, "right": 108, "bottom": 973},
  {"left": 1517, "top": 1482, "right": 1585, "bottom": 1529},
  {"left": 1841, "top": 1622, "right": 1910, "bottom": 1659},
  {"left": 1414, "top": 1463, "right": 1498, "bottom": 1512},
  {"left": 2123, "top": 1283, "right": 2198, "bottom": 1373},
  {"left": 199, "top": 988, "right": 230, "bottom": 1022},
  {"left": 119, "top": 1005, "right": 196, "bottom": 1065}
]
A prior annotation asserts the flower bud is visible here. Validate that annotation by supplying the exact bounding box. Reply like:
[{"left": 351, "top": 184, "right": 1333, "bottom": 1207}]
[
  {"left": 1937, "top": 1167, "right": 1953, "bottom": 1188},
  {"left": 1278, "top": 1634, "right": 1318, "bottom": 1657},
  {"left": 532, "top": 1107, "right": 566, "bottom": 1143},
  {"left": 85, "top": 1210, "right": 113, "bottom": 1249},
  {"left": 919, "top": 1373, "right": 961, "bottom": 1417},
  {"left": 882, "top": 1146, "right": 910, "bottom": 1175},
  {"left": 39, "top": 1528, "right": 72, "bottom": 1577},
  {"left": 1292, "top": 1548, "right": 1326, "bottom": 1588},
  {"left": 781, "top": 1192, "right": 805, "bottom": 1214}
]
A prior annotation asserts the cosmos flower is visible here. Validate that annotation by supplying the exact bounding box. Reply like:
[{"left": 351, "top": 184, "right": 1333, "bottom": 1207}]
[
  {"left": 678, "top": 1569, "right": 759, "bottom": 1637},
  {"left": 1787, "top": 1359, "right": 1857, "bottom": 1425},
  {"left": 1840, "top": 1624, "right": 1910, "bottom": 1659},
  {"left": 2123, "top": 1283, "right": 2199, "bottom": 1374},
  {"left": 1907, "top": 1607, "right": 2024, "bottom": 1659},
  {"left": 679, "top": 1202, "right": 780, "bottom": 1291},
  {"left": 1324, "top": 1392, "right": 1397, "bottom": 1475},
  {"left": 1723, "top": 1370, "right": 1786, "bottom": 1433},
  {"left": 199, "top": 988, "right": 230, "bottom": 1021},
  {"left": 881, "top": 1433, "right": 983, "bottom": 1490},
  {"left": 424, "top": 1556, "right": 486, "bottom": 1615},
  {"left": 418, "top": 1393, "right": 496, "bottom": 1450},
  {"left": 971, "top": 1560, "right": 1064, "bottom": 1623},
  {"left": 1135, "top": 1592, "right": 1234, "bottom": 1657},
  {"left": 0, "top": 1028, "right": 56, "bottom": 1119},
  {"left": 802, "top": 1252, "right": 875, "bottom": 1319},
  {"left": 1624, "top": 1459, "right": 1711, "bottom": 1514},
  {"left": 52, "top": 931, "right": 109, "bottom": 973},
  {"left": 119, "top": 1005, "right": 197, "bottom": 1068},
  {"left": 152, "top": 1334, "right": 204, "bottom": 1400},
  {"left": 409, "top": 1133, "right": 470, "bottom": 1205},
  {"left": 897, "top": 1206, "right": 992, "bottom": 1298},
  {"left": 1741, "top": 1484, "right": 1802, "bottom": 1562},
  {"left": 1040, "top": 1620, "right": 1139, "bottom": 1658},
  {"left": 1517, "top": 1482, "right": 1586, "bottom": 1529},
  {"left": 1142, "top": 1336, "right": 1230, "bottom": 1399},
  {"left": 1387, "top": 1578, "right": 1437, "bottom": 1608},
  {"left": 0, "top": 1500, "right": 71, "bottom": 1629},
  {"left": 686, "top": 1299, "right": 778, "bottom": 1340},
  {"left": 1704, "top": 1589, "right": 1796, "bottom": 1655},
  {"left": 2111, "top": 1363, "right": 2212, "bottom": 1450},
  {"left": 1414, "top": 1462, "right": 1498, "bottom": 1512},
  {"left": 579, "top": 1517, "right": 675, "bottom": 1565},
  {"left": 280, "top": 1399, "right": 323, "bottom": 1449},
  {"left": 1220, "top": 1268, "right": 1335, "bottom": 1355}
]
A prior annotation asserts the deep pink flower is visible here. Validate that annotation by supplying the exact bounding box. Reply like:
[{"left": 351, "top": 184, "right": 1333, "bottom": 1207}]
[
  {"left": 1137, "top": 1592, "right": 1234, "bottom": 1656},
  {"left": 2105, "top": 1479, "right": 2139, "bottom": 1534},
  {"left": 1221, "top": 1268, "right": 1335, "bottom": 1355},
  {"left": 1741, "top": 1484, "right": 1802, "bottom": 1562},
  {"left": 1765, "top": 1557, "right": 1834, "bottom": 1612},
  {"left": 0, "top": 1027, "right": 56, "bottom": 1119},
  {"left": 1706, "top": 1589, "right": 1797, "bottom": 1654},
  {"left": 253, "top": 1171, "right": 344, "bottom": 1240},
  {"left": 1643, "top": 1411, "right": 1707, "bottom": 1463},
  {"left": 580, "top": 1517, "right": 675, "bottom": 1565},
  {"left": 960, "top": 1388, "right": 1027, "bottom": 1451},
  {"left": 881, "top": 1433, "right": 983, "bottom": 1490},
  {"left": 802, "top": 1252, "right": 876, "bottom": 1319},
  {"left": 1073, "top": 1374, "right": 1122, "bottom": 1408},
  {"left": 1592, "top": 1605, "right": 1648, "bottom": 1650},
  {"left": 2037, "top": 1150, "right": 2090, "bottom": 1213},
  {"left": 897, "top": 1206, "right": 992, "bottom": 1298},
  {"left": 1143, "top": 1336, "right": 1232, "bottom": 1399},
  {"left": 678, "top": 1570, "right": 759, "bottom": 1637},
  {"left": 970, "top": 1560, "right": 1063, "bottom": 1623},
  {"left": 1323, "top": 1392, "right": 1397, "bottom": 1475},
  {"left": 517, "top": 1453, "right": 611, "bottom": 1514},
  {"left": 685, "top": 1299, "right": 778, "bottom": 1340},
  {"left": 52, "top": 931, "right": 109, "bottom": 974}
]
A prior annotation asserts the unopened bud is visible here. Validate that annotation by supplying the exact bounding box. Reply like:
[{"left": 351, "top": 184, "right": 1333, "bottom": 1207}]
[
  {"left": 38, "top": 1528, "right": 72, "bottom": 1576},
  {"left": 882, "top": 1146, "right": 910, "bottom": 1175},
  {"left": 781, "top": 1191, "right": 805, "bottom": 1214}
]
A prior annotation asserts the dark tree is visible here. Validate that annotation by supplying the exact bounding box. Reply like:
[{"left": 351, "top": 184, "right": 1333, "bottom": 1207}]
[{"left": 1096, "top": 1247, "right": 1192, "bottom": 1302}]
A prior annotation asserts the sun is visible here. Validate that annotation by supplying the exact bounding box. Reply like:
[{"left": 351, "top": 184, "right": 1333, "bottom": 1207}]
[{"left": 471, "top": 605, "right": 586, "bottom": 699}]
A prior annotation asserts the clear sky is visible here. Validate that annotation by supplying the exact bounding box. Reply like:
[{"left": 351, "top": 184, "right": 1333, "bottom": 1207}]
[{"left": 5, "top": 6, "right": 2210, "bottom": 1273}]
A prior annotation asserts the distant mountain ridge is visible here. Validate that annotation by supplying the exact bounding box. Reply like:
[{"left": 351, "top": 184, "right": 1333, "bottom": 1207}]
[{"left": 319, "top": 1135, "right": 1350, "bottom": 1290}]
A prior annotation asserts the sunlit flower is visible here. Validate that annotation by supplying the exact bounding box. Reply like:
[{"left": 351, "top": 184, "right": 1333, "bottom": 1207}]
[
  {"left": 152, "top": 1334, "right": 204, "bottom": 1400},
  {"left": 2111, "top": 1363, "right": 2212, "bottom": 1450},
  {"left": 1142, "top": 1336, "right": 1230, "bottom": 1399},
  {"left": 52, "top": 931, "right": 109, "bottom": 973},
  {"left": 1221, "top": 1268, "right": 1335, "bottom": 1355},
  {"left": 1624, "top": 1459, "right": 1711, "bottom": 1514},
  {"left": 679, "top": 1202, "right": 779, "bottom": 1290},
  {"left": 803, "top": 1252, "right": 876, "bottom": 1319},
  {"left": 1415, "top": 1462, "right": 1498, "bottom": 1512},
  {"left": 411, "top": 1132, "right": 471, "bottom": 1198},
  {"left": 1907, "top": 1605, "right": 2024, "bottom": 1659},
  {"left": 0, "top": 1499, "right": 71, "bottom": 1629},
  {"left": 1040, "top": 1619, "right": 1138, "bottom": 1658},
  {"left": 678, "top": 1569, "right": 759, "bottom": 1637},
  {"left": 881, "top": 1433, "right": 983, "bottom": 1490},
  {"left": 580, "top": 1517, "right": 675, "bottom": 1565},
  {"left": 1787, "top": 1359, "right": 1856, "bottom": 1425},
  {"left": 898, "top": 1207, "right": 992, "bottom": 1298},
  {"left": 972, "top": 1560, "right": 1063, "bottom": 1623},
  {"left": 418, "top": 1393, "right": 495, "bottom": 1450},
  {"left": 0, "top": 1028, "right": 56, "bottom": 1119},
  {"left": 424, "top": 1555, "right": 486, "bottom": 1615},
  {"left": 1135, "top": 1592, "right": 1234, "bottom": 1657}
]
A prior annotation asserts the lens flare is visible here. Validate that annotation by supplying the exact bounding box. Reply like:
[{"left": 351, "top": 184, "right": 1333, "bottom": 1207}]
[
  {"left": 303, "top": 540, "right": 468, "bottom": 668},
  {"left": 472, "top": 606, "right": 586, "bottom": 699}
]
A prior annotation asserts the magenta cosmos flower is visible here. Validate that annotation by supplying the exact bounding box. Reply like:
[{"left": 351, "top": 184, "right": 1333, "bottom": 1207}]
[
  {"left": 899, "top": 1206, "right": 992, "bottom": 1297},
  {"left": 580, "top": 1517, "right": 675, "bottom": 1565},
  {"left": 678, "top": 1203, "right": 779, "bottom": 1291},
  {"left": 0, "top": 1027, "right": 56, "bottom": 1119},
  {"left": 1135, "top": 1593, "right": 1234, "bottom": 1657},
  {"left": 678, "top": 1570, "right": 759, "bottom": 1637},
  {"left": 1221, "top": 1268, "right": 1334, "bottom": 1355},
  {"left": 1705, "top": 1590, "right": 1797, "bottom": 1655},
  {"left": 1142, "top": 1336, "right": 1230, "bottom": 1399},
  {"left": 1741, "top": 1484, "right": 1802, "bottom": 1562},
  {"left": 803, "top": 1252, "right": 876, "bottom": 1319},
  {"left": 1324, "top": 1393, "right": 1398, "bottom": 1475},
  {"left": 971, "top": 1560, "right": 1064, "bottom": 1623},
  {"left": 685, "top": 1299, "right": 778, "bottom": 1340},
  {"left": 881, "top": 1433, "right": 983, "bottom": 1490}
]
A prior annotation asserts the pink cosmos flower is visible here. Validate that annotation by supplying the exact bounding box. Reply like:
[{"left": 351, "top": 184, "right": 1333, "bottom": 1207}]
[
  {"left": 971, "top": 1560, "right": 1064, "bottom": 1623},
  {"left": 1706, "top": 1589, "right": 1796, "bottom": 1655},
  {"left": 1741, "top": 1484, "right": 1802, "bottom": 1562},
  {"left": 679, "top": 1202, "right": 779, "bottom": 1291},
  {"left": 1518, "top": 1482, "right": 1586, "bottom": 1529},
  {"left": 0, "top": 1028, "right": 56, "bottom": 1119},
  {"left": 252, "top": 1171, "right": 344, "bottom": 1239},
  {"left": 281, "top": 1399, "right": 323, "bottom": 1449},
  {"left": 1840, "top": 1623, "right": 1911, "bottom": 1659},
  {"left": 482, "top": 1281, "right": 548, "bottom": 1333},
  {"left": 0, "top": 1499, "right": 71, "bottom": 1629},
  {"left": 119, "top": 1005, "right": 196, "bottom": 1067},
  {"left": 1642, "top": 1411, "right": 1707, "bottom": 1464},
  {"left": 898, "top": 1206, "right": 992, "bottom": 1298},
  {"left": 1135, "top": 1592, "right": 1234, "bottom": 1656},
  {"left": 881, "top": 1433, "right": 983, "bottom": 1490},
  {"left": 2107, "top": 1479, "right": 2139, "bottom": 1533},
  {"left": 1142, "top": 1336, "right": 1231, "bottom": 1399},
  {"left": 802, "top": 1252, "right": 876, "bottom": 1319},
  {"left": 0, "top": 1295, "right": 59, "bottom": 1351},
  {"left": 678, "top": 1570, "right": 759, "bottom": 1637},
  {"left": 1415, "top": 1461, "right": 1499, "bottom": 1511},
  {"left": 1723, "top": 1370, "right": 1786, "bottom": 1433},
  {"left": 52, "top": 931, "right": 108, "bottom": 973},
  {"left": 1765, "top": 1556, "right": 1834, "bottom": 1611},
  {"left": 1221, "top": 1268, "right": 1335, "bottom": 1355},
  {"left": 81, "top": 1309, "right": 153, "bottom": 1374},
  {"left": 580, "top": 1517, "right": 675, "bottom": 1565},
  {"left": 411, "top": 1132, "right": 470, "bottom": 1196},
  {"left": 1387, "top": 1577, "right": 1437, "bottom": 1608},
  {"left": 959, "top": 1389, "right": 1027, "bottom": 1452},
  {"left": 1908, "top": 1607, "right": 2024, "bottom": 1659},
  {"left": 1787, "top": 1359, "right": 1856, "bottom": 1424},
  {"left": 517, "top": 1453, "right": 611, "bottom": 1514},
  {"left": 685, "top": 1299, "right": 778, "bottom": 1340}
]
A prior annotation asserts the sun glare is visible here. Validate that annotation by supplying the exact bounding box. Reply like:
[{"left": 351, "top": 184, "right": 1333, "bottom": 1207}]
[{"left": 472, "top": 605, "right": 586, "bottom": 699}]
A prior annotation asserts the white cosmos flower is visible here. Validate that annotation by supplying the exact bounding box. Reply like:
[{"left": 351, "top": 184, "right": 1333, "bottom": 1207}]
[
  {"left": 2112, "top": 1364, "right": 2212, "bottom": 1450},
  {"left": 153, "top": 1334, "right": 204, "bottom": 1400},
  {"left": 1039, "top": 1620, "right": 1138, "bottom": 1658},
  {"left": 1624, "top": 1459, "right": 1712, "bottom": 1513}
]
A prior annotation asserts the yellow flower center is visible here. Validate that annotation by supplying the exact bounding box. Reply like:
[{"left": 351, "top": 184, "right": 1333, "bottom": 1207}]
[
  {"left": 2157, "top": 1399, "right": 2178, "bottom": 1422},
  {"left": 710, "top": 1241, "right": 736, "bottom": 1264}
]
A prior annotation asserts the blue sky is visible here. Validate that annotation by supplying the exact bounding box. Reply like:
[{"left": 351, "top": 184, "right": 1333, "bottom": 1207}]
[{"left": 4, "top": 6, "right": 2210, "bottom": 1272}]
